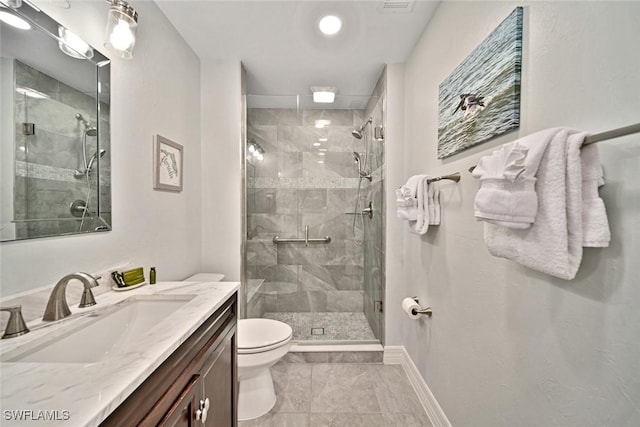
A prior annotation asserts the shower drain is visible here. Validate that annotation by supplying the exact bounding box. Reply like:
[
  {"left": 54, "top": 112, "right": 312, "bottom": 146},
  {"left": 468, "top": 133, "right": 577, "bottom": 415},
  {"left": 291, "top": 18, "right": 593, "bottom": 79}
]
[{"left": 310, "top": 328, "right": 325, "bottom": 336}]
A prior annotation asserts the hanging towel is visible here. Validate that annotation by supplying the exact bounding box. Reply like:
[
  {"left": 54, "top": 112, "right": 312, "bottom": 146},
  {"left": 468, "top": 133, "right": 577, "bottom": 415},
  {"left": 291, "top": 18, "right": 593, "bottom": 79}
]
[
  {"left": 408, "top": 175, "right": 431, "bottom": 234},
  {"left": 580, "top": 144, "right": 611, "bottom": 247},
  {"left": 472, "top": 128, "right": 565, "bottom": 229},
  {"left": 483, "top": 128, "right": 610, "bottom": 280}
]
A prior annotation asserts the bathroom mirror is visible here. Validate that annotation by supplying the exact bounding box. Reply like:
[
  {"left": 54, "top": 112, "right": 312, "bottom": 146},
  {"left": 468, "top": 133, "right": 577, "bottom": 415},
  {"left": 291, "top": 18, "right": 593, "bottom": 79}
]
[{"left": 0, "top": 1, "right": 111, "bottom": 242}]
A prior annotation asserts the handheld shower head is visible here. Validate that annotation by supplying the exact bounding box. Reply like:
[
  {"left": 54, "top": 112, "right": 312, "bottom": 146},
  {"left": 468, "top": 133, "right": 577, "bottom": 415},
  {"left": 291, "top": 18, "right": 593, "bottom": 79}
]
[
  {"left": 353, "top": 152, "right": 362, "bottom": 164},
  {"left": 86, "top": 149, "right": 106, "bottom": 171}
]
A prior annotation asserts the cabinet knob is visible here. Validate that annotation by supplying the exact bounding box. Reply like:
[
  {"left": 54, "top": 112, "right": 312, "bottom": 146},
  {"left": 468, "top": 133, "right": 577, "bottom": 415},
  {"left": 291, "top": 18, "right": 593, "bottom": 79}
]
[{"left": 196, "top": 398, "right": 210, "bottom": 424}]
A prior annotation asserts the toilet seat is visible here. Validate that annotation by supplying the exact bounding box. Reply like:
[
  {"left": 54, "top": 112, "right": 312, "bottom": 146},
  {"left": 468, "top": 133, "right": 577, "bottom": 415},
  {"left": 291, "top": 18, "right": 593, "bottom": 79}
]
[{"left": 238, "top": 319, "right": 292, "bottom": 354}]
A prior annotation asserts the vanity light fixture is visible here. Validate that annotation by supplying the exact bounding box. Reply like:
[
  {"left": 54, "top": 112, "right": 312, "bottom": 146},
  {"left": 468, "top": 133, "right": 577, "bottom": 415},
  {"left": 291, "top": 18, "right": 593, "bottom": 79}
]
[
  {"left": 104, "top": 0, "right": 138, "bottom": 59},
  {"left": 0, "top": 9, "right": 31, "bottom": 30},
  {"left": 58, "top": 26, "right": 94, "bottom": 59},
  {"left": 311, "top": 87, "right": 337, "bottom": 104},
  {"left": 318, "top": 15, "right": 342, "bottom": 36}
]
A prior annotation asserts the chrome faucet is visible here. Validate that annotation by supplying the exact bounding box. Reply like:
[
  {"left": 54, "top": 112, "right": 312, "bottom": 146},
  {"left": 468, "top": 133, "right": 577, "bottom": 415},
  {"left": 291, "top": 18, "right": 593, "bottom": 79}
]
[
  {"left": 43, "top": 272, "right": 99, "bottom": 321},
  {"left": 0, "top": 306, "right": 30, "bottom": 339}
]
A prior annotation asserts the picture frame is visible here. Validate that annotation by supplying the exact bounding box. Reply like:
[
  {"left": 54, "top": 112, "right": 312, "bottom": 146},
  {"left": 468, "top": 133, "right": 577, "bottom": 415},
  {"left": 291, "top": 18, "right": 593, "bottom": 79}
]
[
  {"left": 153, "top": 135, "right": 183, "bottom": 192},
  {"left": 437, "top": 7, "right": 523, "bottom": 159}
]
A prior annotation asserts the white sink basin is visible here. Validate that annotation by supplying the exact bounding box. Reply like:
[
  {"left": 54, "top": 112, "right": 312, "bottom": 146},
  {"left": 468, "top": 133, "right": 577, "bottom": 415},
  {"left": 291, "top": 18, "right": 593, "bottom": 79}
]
[{"left": 3, "top": 295, "right": 194, "bottom": 364}]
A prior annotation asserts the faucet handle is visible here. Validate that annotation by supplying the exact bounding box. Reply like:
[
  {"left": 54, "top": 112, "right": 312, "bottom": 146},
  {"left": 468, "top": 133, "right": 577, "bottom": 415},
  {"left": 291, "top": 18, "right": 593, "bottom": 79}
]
[
  {"left": 79, "top": 273, "right": 99, "bottom": 308},
  {"left": 0, "top": 306, "right": 30, "bottom": 339}
]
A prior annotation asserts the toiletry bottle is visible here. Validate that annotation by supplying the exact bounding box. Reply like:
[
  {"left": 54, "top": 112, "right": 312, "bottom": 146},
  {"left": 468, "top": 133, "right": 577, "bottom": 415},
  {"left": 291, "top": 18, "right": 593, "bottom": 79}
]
[{"left": 150, "top": 267, "right": 156, "bottom": 285}]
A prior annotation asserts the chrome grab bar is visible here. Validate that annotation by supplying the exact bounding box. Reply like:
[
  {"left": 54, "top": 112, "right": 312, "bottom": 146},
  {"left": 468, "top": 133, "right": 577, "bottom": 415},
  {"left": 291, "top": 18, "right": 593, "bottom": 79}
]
[{"left": 272, "top": 225, "right": 331, "bottom": 246}]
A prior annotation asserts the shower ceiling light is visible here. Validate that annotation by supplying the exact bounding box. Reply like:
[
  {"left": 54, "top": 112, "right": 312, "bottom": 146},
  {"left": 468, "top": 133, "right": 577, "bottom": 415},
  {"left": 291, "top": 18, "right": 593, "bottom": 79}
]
[
  {"left": 319, "top": 137, "right": 328, "bottom": 142},
  {"left": 104, "top": 0, "right": 138, "bottom": 59},
  {"left": 314, "top": 119, "right": 331, "bottom": 129},
  {"left": 318, "top": 15, "right": 342, "bottom": 35},
  {"left": 312, "top": 87, "right": 336, "bottom": 103},
  {"left": 58, "top": 26, "right": 94, "bottom": 59},
  {"left": 0, "top": 10, "right": 31, "bottom": 30}
]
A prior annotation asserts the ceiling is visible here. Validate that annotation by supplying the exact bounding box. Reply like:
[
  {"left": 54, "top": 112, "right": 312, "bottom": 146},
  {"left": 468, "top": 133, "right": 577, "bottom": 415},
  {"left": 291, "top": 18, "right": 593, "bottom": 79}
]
[{"left": 157, "top": 0, "right": 440, "bottom": 104}]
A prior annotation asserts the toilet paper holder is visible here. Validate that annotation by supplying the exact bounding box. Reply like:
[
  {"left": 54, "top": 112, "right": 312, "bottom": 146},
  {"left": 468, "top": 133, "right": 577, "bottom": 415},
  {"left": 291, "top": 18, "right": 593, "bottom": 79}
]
[{"left": 411, "top": 297, "right": 432, "bottom": 318}]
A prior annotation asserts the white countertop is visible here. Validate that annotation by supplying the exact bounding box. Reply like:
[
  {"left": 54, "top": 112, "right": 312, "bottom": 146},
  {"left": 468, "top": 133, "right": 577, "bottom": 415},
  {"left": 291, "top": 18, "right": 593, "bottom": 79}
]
[{"left": 0, "top": 280, "right": 239, "bottom": 427}]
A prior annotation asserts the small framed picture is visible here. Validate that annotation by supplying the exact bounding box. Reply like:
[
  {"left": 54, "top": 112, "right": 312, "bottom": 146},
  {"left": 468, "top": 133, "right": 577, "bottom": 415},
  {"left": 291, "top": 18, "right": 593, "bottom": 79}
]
[{"left": 153, "top": 135, "right": 183, "bottom": 192}]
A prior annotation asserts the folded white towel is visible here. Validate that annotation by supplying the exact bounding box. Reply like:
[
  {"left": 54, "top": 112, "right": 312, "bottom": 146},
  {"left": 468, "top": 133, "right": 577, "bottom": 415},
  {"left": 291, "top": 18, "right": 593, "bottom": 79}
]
[
  {"left": 429, "top": 187, "right": 441, "bottom": 225},
  {"left": 396, "top": 174, "right": 424, "bottom": 221},
  {"left": 483, "top": 128, "right": 609, "bottom": 280},
  {"left": 472, "top": 129, "right": 563, "bottom": 229}
]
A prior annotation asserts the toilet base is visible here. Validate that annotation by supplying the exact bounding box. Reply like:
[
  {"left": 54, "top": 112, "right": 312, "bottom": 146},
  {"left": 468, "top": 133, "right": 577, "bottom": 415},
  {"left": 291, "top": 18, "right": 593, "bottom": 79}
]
[{"left": 238, "top": 368, "right": 277, "bottom": 421}]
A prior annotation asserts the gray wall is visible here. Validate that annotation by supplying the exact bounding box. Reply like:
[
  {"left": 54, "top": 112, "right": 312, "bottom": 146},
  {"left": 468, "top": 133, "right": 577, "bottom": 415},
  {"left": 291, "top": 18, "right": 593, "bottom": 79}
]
[
  {"left": 396, "top": 2, "right": 640, "bottom": 426},
  {"left": 246, "top": 108, "right": 366, "bottom": 317}
]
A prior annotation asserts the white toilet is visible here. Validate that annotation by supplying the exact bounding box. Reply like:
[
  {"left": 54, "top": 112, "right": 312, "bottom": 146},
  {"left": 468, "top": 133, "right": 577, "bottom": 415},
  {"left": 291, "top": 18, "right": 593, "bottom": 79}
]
[
  {"left": 237, "top": 318, "right": 292, "bottom": 420},
  {"left": 183, "top": 273, "right": 292, "bottom": 421}
]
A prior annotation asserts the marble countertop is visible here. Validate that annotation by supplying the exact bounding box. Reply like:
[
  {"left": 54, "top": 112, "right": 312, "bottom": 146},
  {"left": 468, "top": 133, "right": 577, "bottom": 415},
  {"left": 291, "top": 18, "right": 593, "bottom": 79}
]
[{"left": 0, "top": 280, "right": 239, "bottom": 426}]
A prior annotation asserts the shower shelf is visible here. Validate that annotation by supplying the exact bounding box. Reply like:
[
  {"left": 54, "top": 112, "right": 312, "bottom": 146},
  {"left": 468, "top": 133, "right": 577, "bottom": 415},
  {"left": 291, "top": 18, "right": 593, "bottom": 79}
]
[{"left": 272, "top": 225, "right": 331, "bottom": 246}]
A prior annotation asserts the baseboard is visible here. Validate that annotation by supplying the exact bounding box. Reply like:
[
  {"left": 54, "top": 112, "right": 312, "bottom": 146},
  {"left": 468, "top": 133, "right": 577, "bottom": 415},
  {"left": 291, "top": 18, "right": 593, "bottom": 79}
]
[{"left": 384, "top": 346, "right": 452, "bottom": 427}]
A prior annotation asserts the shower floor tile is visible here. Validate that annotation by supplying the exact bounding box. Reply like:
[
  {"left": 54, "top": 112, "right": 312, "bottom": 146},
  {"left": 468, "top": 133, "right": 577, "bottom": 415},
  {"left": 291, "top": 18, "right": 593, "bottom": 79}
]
[{"left": 263, "top": 312, "right": 376, "bottom": 341}]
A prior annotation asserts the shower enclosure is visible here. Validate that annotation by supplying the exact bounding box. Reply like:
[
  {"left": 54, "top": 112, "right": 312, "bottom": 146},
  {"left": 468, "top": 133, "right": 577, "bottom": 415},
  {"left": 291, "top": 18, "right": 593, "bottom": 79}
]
[{"left": 244, "top": 89, "right": 385, "bottom": 346}]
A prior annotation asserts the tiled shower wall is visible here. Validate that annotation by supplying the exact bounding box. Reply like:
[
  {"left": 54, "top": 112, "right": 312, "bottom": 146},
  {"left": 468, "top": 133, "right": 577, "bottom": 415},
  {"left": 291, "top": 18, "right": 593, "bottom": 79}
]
[
  {"left": 12, "top": 60, "right": 111, "bottom": 239},
  {"left": 246, "top": 108, "right": 368, "bottom": 319}
]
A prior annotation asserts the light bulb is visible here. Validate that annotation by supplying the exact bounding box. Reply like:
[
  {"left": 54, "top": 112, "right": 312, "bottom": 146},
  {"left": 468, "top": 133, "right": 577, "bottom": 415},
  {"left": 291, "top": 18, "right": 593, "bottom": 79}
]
[
  {"left": 109, "top": 19, "right": 134, "bottom": 51},
  {"left": 256, "top": 153, "right": 264, "bottom": 161},
  {"left": 248, "top": 144, "right": 256, "bottom": 153}
]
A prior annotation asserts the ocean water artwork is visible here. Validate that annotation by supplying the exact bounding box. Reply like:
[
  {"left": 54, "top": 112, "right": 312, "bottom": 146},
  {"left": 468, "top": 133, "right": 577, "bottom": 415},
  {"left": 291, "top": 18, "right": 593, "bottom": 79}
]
[{"left": 437, "top": 7, "right": 523, "bottom": 159}]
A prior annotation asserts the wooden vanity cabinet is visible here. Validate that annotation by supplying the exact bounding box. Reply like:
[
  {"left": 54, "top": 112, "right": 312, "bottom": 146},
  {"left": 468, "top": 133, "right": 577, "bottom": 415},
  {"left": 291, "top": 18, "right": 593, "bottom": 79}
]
[{"left": 101, "top": 294, "right": 237, "bottom": 427}]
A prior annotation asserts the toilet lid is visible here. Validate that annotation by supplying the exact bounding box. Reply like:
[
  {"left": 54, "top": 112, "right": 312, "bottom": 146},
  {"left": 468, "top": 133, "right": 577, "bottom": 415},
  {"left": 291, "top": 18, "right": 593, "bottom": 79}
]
[{"left": 238, "top": 318, "right": 292, "bottom": 351}]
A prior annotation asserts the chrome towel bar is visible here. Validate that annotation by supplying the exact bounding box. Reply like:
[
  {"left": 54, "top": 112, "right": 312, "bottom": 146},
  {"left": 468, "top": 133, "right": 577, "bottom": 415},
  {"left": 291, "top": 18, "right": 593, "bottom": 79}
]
[{"left": 272, "top": 225, "right": 331, "bottom": 247}]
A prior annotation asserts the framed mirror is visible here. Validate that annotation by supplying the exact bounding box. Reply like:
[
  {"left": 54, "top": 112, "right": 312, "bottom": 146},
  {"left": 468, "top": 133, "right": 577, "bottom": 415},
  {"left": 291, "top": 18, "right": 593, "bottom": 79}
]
[{"left": 0, "top": 1, "right": 111, "bottom": 242}]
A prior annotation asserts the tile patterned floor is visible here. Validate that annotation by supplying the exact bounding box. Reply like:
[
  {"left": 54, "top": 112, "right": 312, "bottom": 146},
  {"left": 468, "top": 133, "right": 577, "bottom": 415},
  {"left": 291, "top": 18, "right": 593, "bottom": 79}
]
[
  {"left": 263, "top": 312, "right": 377, "bottom": 341},
  {"left": 238, "top": 363, "right": 433, "bottom": 427}
]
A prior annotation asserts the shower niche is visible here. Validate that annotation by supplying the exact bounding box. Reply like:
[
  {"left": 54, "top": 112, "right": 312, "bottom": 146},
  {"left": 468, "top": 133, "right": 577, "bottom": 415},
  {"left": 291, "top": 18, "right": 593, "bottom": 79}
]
[{"left": 0, "top": 2, "right": 111, "bottom": 241}]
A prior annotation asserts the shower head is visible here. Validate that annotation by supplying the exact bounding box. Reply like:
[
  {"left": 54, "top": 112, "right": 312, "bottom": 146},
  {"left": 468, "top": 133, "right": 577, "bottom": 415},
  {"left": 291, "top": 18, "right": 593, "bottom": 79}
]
[
  {"left": 351, "top": 117, "right": 373, "bottom": 140},
  {"left": 76, "top": 113, "right": 97, "bottom": 136}
]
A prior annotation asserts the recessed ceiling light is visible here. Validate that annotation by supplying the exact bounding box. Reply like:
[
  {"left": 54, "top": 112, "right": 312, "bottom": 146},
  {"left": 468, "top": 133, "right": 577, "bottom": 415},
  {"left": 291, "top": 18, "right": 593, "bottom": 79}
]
[
  {"left": 313, "top": 142, "right": 321, "bottom": 147},
  {"left": 319, "top": 137, "right": 328, "bottom": 142},
  {"left": 0, "top": 10, "right": 31, "bottom": 30},
  {"left": 319, "top": 15, "right": 342, "bottom": 36},
  {"left": 311, "top": 86, "right": 336, "bottom": 104},
  {"left": 319, "top": 148, "right": 328, "bottom": 152},
  {"left": 318, "top": 152, "right": 326, "bottom": 156}
]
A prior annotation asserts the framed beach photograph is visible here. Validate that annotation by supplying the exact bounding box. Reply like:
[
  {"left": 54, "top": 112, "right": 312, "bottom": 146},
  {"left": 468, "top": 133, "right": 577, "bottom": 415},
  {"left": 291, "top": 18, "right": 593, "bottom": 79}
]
[
  {"left": 437, "top": 6, "right": 523, "bottom": 159},
  {"left": 153, "top": 135, "right": 183, "bottom": 192}
]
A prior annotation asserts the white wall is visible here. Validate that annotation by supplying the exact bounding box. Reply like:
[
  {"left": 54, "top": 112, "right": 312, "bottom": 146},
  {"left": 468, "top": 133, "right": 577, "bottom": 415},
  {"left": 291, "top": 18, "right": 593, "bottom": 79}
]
[
  {"left": 200, "top": 60, "right": 243, "bottom": 281},
  {"left": 397, "top": 2, "right": 640, "bottom": 426},
  {"left": 0, "top": 1, "right": 202, "bottom": 296},
  {"left": 384, "top": 63, "right": 406, "bottom": 346}
]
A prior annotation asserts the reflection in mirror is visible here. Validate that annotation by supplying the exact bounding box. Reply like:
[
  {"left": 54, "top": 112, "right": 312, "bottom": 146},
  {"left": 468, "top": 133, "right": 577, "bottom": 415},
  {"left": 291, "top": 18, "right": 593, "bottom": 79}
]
[{"left": 0, "top": 1, "right": 111, "bottom": 242}]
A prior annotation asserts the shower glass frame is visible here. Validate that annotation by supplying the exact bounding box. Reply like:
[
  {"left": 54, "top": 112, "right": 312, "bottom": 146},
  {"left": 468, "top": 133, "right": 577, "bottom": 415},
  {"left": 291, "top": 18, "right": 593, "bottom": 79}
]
[{"left": 243, "top": 93, "right": 385, "bottom": 346}]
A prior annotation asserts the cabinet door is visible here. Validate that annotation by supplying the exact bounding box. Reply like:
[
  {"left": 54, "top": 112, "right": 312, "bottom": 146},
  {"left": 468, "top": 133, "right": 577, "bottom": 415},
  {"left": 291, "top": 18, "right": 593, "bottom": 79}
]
[
  {"left": 158, "top": 375, "right": 202, "bottom": 427},
  {"left": 201, "top": 336, "right": 235, "bottom": 427}
]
